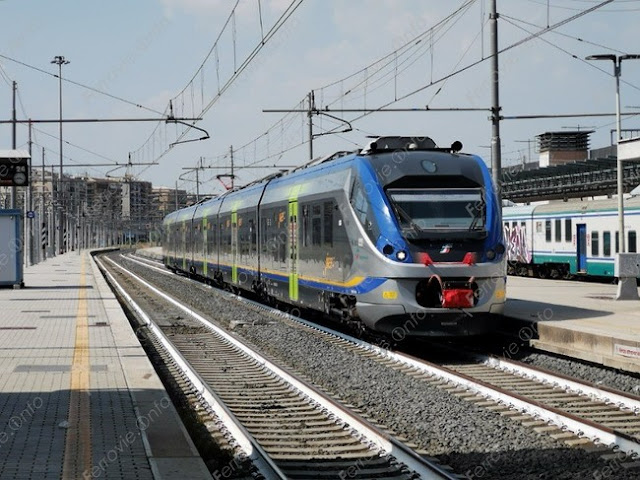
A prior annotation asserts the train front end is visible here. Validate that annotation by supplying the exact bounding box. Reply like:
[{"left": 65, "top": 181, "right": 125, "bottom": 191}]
[{"left": 350, "top": 137, "right": 506, "bottom": 337}]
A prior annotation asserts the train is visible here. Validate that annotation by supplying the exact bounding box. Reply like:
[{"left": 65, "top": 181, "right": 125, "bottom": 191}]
[
  {"left": 502, "top": 195, "right": 640, "bottom": 279},
  {"left": 163, "top": 136, "right": 507, "bottom": 337}
]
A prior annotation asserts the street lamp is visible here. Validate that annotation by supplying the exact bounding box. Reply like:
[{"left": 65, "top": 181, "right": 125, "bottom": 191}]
[
  {"left": 587, "top": 53, "right": 640, "bottom": 300},
  {"left": 51, "top": 55, "right": 70, "bottom": 254},
  {"left": 586, "top": 54, "right": 640, "bottom": 254}
]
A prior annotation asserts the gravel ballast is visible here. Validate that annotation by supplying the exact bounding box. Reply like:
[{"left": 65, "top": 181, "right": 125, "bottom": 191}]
[{"left": 113, "top": 252, "right": 640, "bottom": 479}]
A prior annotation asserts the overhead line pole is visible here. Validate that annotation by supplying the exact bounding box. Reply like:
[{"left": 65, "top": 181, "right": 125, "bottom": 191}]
[
  {"left": 308, "top": 91, "right": 315, "bottom": 160},
  {"left": 52, "top": 55, "right": 69, "bottom": 255},
  {"left": 230, "top": 146, "right": 234, "bottom": 189},
  {"left": 28, "top": 120, "right": 33, "bottom": 266},
  {"left": 41, "top": 147, "right": 46, "bottom": 262},
  {"left": 11, "top": 81, "right": 17, "bottom": 209},
  {"left": 490, "top": 0, "right": 502, "bottom": 201}
]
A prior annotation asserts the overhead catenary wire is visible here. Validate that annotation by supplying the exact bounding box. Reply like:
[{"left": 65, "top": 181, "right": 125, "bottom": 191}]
[
  {"left": 154, "top": 0, "right": 620, "bottom": 190},
  {"left": 133, "top": 0, "right": 306, "bottom": 177},
  {"left": 0, "top": 52, "right": 164, "bottom": 115},
  {"left": 499, "top": 13, "right": 640, "bottom": 93},
  {"left": 521, "top": 0, "right": 640, "bottom": 12},
  {"left": 195, "top": 1, "right": 480, "bottom": 184},
  {"left": 316, "top": 0, "right": 615, "bottom": 137}
]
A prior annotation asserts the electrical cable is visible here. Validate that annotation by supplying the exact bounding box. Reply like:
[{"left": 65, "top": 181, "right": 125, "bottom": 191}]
[{"left": 0, "top": 52, "right": 164, "bottom": 115}]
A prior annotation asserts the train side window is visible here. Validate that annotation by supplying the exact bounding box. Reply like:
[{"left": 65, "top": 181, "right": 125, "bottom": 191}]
[
  {"left": 351, "top": 182, "right": 368, "bottom": 225},
  {"left": 629, "top": 231, "right": 637, "bottom": 253},
  {"left": 591, "top": 231, "right": 599, "bottom": 257},
  {"left": 565, "top": 219, "right": 571, "bottom": 242},
  {"left": 603, "top": 231, "right": 611, "bottom": 257},
  {"left": 521, "top": 221, "right": 526, "bottom": 229},
  {"left": 312, "top": 213, "right": 322, "bottom": 247},
  {"left": 545, "top": 220, "right": 551, "bottom": 242},
  {"left": 249, "top": 218, "right": 257, "bottom": 252},
  {"left": 324, "top": 201, "right": 334, "bottom": 248},
  {"left": 301, "top": 205, "right": 309, "bottom": 247},
  {"left": 511, "top": 221, "right": 516, "bottom": 229},
  {"left": 351, "top": 178, "right": 380, "bottom": 243},
  {"left": 555, "top": 219, "right": 561, "bottom": 242},
  {"left": 615, "top": 232, "right": 619, "bottom": 253}
]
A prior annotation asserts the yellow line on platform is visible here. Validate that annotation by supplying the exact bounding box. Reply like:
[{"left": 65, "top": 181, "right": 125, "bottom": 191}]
[{"left": 62, "top": 253, "right": 92, "bottom": 478}]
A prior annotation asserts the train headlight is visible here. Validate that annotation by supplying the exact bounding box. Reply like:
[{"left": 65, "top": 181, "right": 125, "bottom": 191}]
[
  {"left": 396, "top": 250, "right": 407, "bottom": 261},
  {"left": 486, "top": 243, "right": 505, "bottom": 261}
]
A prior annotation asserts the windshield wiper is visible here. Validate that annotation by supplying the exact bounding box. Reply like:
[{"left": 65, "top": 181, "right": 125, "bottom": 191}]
[
  {"left": 468, "top": 206, "right": 485, "bottom": 231},
  {"left": 392, "top": 203, "right": 422, "bottom": 236}
]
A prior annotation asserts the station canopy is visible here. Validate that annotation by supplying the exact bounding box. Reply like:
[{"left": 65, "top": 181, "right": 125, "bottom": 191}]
[{"left": 500, "top": 156, "right": 640, "bottom": 203}]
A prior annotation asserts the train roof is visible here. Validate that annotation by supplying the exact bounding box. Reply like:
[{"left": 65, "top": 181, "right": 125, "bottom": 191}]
[
  {"left": 502, "top": 204, "right": 537, "bottom": 218},
  {"left": 164, "top": 136, "right": 491, "bottom": 222},
  {"left": 502, "top": 195, "right": 640, "bottom": 218},
  {"left": 533, "top": 195, "right": 640, "bottom": 214}
]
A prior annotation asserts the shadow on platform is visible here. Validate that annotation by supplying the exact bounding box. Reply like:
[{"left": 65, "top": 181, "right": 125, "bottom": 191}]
[{"left": 505, "top": 298, "right": 611, "bottom": 321}]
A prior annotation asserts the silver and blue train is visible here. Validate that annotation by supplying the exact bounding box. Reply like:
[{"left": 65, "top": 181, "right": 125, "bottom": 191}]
[{"left": 162, "top": 136, "right": 507, "bottom": 336}]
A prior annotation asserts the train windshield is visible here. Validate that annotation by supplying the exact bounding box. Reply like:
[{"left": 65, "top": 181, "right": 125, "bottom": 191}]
[{"left": 387, "top": 188, "right": 485, "bottom": 233}]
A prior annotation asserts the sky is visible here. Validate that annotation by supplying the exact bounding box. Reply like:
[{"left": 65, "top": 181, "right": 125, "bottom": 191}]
[{"left": 0, "top": 0, "right": 639, "bottom": 197}]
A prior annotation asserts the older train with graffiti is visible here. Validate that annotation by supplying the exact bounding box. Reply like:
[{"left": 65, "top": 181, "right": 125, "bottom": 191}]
[
  {"left": 163, "top": 136, "right": 507, "bottom": 336},
  {"left": 502, "top": 195, "right": 640, "bottom": 279}
]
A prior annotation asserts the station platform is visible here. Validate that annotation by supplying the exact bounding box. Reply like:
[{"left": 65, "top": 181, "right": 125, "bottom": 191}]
[
  {"left": 503, "top": 276, "right": 640, "bottom": 373},
  {"left": 0, "top": 250, "right": 211, "bottom": 479}
]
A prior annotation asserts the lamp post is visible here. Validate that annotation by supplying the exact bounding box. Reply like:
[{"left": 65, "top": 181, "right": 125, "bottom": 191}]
[
  {"left": 51, "top": 55, "right": 69, "bottom": 254},
  {"left": 586, "top": 54, "right": 640, "bottom": 253},
  {"left": 587, "top": 54, "right": 640, "bottom": 299}
]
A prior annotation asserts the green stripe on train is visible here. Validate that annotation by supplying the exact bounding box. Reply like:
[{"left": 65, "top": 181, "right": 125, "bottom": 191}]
[{"left": 532, "top": 254, "right": 614, "bottom": 276}]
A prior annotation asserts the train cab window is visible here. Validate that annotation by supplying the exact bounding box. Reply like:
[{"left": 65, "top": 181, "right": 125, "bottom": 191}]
[
  {"left": 629, "top": 231, "right": 637, "bottom": 253},
  {"left": 603, "top": 231, "right": 611, "bottom": 257},
  {"left": 387, "top": 188, "right": 485, "bottom": 232},
  {"left": 591, "top": 231, "right": 599, "bottom": 257},
  {"left": 545, "top": 220, "right": 551, "bottom": 242},
  {"left": 565, "top": 219, "right": 572, "bottom": 242},
  {"left": 555, "top": 219, "right": 561, "bottom": 242}
]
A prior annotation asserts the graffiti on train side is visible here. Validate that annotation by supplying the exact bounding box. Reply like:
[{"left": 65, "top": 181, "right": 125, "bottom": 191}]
[{"left": 504, "top": 224, "right": 531, "bottom": 263}]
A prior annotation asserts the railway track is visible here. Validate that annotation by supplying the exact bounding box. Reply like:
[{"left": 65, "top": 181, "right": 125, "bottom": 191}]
[
  {"left": 97, "top": 253, "right": 456, "bottom": 480},
  {"left": 126, "top": 252, "right": 640, "bottom": 462}
]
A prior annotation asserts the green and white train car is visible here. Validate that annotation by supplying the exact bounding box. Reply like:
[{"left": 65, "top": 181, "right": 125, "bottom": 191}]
[{"left": 502, "top": 196, "right": 640, "bottom": 278}]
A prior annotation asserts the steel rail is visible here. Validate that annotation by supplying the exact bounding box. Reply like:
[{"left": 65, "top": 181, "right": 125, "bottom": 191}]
[
  {"left": 96, "top": 255, "right": 287, "bottom": 479},
  {"left": 107, "top": 253, "right": 455, "bottom": 480},
  {"left": 125, "top": 253, "right": 640, "bottom": 457}
]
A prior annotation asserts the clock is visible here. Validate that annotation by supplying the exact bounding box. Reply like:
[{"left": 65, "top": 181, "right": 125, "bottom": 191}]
[{"left": 13, "top": 172, "right": 27, "bottom": 186}]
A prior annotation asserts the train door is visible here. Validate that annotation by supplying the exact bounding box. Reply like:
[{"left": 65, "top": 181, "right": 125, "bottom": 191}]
[
  {"left": 203, "top": 217, "right": 208, "bottom": 277},
  {"left": 577, "top": 223, "right": 587, "bottom": 272},
  {"left": 181, "top": 220, "right": 187, "bottom": 271},
  {"left": 231, "top": 211, "right": 238, "bottom": 284},
  {"left": 288, "top": 200, "right": 299, "bottom": 301}
]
